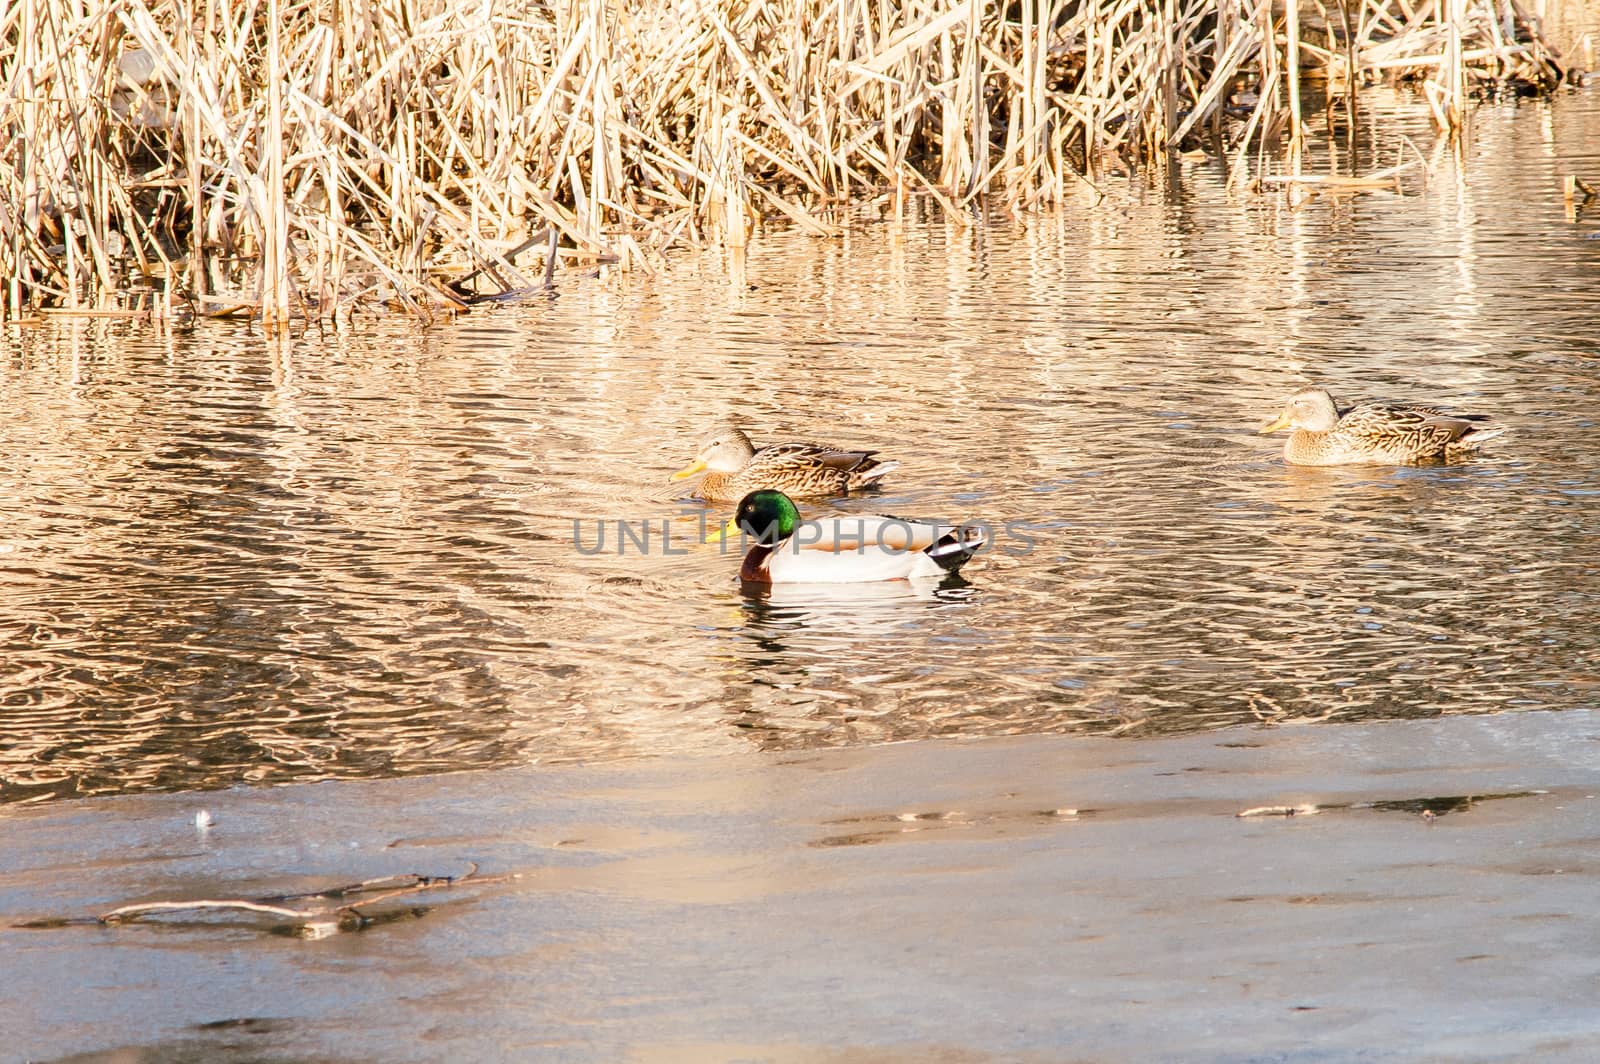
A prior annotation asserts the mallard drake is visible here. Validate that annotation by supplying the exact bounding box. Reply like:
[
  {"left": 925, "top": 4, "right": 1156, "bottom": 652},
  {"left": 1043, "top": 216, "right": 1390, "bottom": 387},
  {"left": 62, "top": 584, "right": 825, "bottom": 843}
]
[
  {"left": 706, "top": 490, "right": 988, "bottom": 583},
  {"left": 1259, "top": 387, "right": 1505, "bottom": 466},
  {"left": 672, "top": 423, "right": 897, "bottom": 502}
]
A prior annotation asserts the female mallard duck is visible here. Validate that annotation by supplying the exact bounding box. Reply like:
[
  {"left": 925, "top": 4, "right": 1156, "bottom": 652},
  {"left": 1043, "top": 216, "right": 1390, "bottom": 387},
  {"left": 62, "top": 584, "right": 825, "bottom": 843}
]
[
  {"left": 672, "top": 423, "right": 897, "bottom": 502},
  {"left": 1259, "top": 387, "right": 1505, "bottom": 466},
  {"left": 707, "top": 490, "right": 988, "bottom": 583}
]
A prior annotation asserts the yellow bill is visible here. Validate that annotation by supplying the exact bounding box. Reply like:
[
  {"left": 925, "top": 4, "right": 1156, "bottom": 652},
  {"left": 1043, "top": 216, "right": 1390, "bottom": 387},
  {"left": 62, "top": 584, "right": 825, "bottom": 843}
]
[
  {"left": 1258, "top": 412, "right": 1292, "bottom": 434},
  {"left": 704, "top": 516, "right": 741, "bottom": 544},
  {"left": 671, "top": 459, "right": 708, "bottom": 481}
]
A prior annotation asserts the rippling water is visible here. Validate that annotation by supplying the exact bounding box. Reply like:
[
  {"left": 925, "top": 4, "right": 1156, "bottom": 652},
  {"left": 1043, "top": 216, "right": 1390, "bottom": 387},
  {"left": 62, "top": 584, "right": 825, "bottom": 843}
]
[{"left": 2, "top": 91, "right": 1598, "bottom": 804}]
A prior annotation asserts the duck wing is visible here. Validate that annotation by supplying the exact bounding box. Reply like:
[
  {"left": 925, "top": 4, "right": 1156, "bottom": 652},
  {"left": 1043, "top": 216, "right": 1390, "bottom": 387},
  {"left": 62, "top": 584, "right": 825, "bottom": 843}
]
[
  {"left": 755, "top": 441, "right": 880, "bottom": 473},
  {"left": 793, "top": 514, "right": 945, "bottom": 553},
  {"left": 1339, "top": 402, "right": 1464, "bottom": 446},
  {"left": 759, "top": 516, "right": 988, "bottom": 583}
]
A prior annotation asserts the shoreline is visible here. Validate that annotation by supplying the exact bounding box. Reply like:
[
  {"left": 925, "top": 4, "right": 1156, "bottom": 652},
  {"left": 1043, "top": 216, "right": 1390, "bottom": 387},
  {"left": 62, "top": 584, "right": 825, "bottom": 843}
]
[{"left": 10, "top": 708, "right": 1600, "bottom": 1061}]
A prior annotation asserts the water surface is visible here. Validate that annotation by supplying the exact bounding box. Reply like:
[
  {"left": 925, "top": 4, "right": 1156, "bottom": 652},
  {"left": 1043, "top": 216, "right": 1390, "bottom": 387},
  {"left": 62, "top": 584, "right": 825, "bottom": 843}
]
[{"left": 1, "top": 89, "right": 1597, "bottom": 803}]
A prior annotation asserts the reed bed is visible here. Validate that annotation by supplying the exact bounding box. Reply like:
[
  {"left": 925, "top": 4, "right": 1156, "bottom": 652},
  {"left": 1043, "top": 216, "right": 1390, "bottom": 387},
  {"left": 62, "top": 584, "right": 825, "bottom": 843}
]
[{"left": 0, "top": 0, "right": 1572, "bottom": 323}]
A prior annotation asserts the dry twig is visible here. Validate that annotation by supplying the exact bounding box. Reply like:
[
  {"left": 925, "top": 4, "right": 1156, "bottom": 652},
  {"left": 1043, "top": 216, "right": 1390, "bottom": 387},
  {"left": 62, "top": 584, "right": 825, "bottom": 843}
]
[{"left": 16, "top": 863, "right": 514, "bottom": 937}]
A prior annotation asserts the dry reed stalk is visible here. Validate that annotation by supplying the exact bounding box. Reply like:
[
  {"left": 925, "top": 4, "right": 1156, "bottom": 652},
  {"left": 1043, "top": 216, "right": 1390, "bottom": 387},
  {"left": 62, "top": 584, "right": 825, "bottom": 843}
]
[
  {"left": 261, "top": 0, "right": 290, "bottom": 327},
  {"left": 1286, "top": 0, "right": 1305, "bottom": 170},
  {"left": 1444, "top": 0, "right": 1467, "bottom": 131}
]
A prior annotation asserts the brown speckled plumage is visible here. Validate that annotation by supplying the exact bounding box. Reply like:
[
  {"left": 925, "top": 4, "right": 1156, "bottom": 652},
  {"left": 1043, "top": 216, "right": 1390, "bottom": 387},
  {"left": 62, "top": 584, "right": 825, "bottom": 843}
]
[
  {"left": 1260, "top": 387, "right": 1505, "bottom": 466},
  {"left": 673, "top": 424, "right": 898, "bottom": 502}
]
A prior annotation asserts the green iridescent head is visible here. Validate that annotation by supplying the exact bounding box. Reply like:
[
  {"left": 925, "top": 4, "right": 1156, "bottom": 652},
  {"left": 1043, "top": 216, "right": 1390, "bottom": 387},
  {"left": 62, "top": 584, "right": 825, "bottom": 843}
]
[{"left": 708, "top": 490, "right": 801, "bottom": 545}]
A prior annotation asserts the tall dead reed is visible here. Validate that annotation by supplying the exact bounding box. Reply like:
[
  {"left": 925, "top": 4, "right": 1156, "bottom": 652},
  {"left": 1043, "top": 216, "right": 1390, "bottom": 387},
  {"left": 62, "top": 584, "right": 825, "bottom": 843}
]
[{"left": 0, "top": 0, "right": 1572, "bottom": 323}]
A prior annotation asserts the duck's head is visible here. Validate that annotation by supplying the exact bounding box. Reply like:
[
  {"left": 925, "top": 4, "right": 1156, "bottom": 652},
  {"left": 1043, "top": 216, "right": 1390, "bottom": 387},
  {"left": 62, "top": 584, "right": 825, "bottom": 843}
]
[
  {"left": 672, "top": 423, "right": 757, "bottom": 479},
  {"left": 1260, "top": 388, "right": 1340, "bottom": 434},
  {"left": 706, "top": 490, "right": 800, "bottom": 545}
]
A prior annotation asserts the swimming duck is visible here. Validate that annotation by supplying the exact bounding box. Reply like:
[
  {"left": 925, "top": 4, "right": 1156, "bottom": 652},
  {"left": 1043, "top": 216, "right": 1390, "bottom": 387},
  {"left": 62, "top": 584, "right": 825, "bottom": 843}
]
[
  {"left": 706, "top": 490, "right": 988, "bottom": 583},
  {"left": 1259, "top": 387, "right": 1505, "bottom": 465},
  {"left": 672, "top": 423, "right": 897, "bottom": 502}
]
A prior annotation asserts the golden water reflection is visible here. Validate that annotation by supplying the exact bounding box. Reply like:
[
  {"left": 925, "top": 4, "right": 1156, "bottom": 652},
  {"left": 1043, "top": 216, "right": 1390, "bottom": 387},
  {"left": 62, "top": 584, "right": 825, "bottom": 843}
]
[{"left": 1, "top": 91, "right": 1598, "bottom": 803}]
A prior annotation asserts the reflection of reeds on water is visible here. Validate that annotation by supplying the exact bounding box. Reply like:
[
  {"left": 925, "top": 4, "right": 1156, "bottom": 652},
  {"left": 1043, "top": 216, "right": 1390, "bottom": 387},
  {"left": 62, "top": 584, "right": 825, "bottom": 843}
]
[{"left": 0, "top": 0, "right": 1575, "bottom": 322}]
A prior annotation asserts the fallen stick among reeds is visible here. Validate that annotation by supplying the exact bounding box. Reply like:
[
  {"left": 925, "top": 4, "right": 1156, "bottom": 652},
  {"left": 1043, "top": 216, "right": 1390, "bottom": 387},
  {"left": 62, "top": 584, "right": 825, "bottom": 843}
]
[{"left": 1257, "top": 157, "right": 1422, "bottom": 192}]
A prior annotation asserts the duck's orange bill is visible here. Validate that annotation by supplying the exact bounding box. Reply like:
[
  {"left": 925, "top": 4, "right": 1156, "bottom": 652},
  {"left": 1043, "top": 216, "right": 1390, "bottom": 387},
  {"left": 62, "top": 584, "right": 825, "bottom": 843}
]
[
  {"left": 1258, "top": 412, "right": 1292, "bottom": 434},
  {"left": 671, "top": 459, "right": 708, "bottom": 481}
]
